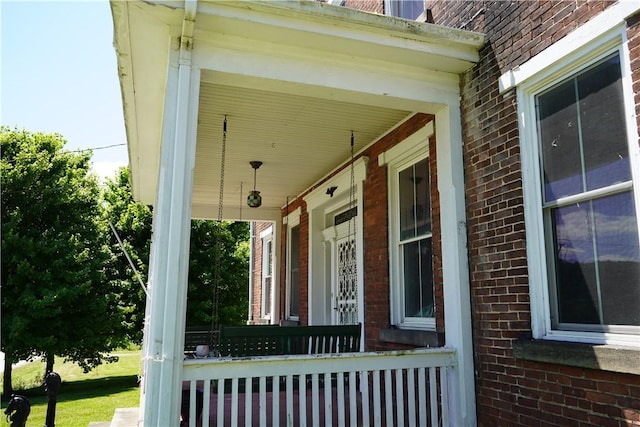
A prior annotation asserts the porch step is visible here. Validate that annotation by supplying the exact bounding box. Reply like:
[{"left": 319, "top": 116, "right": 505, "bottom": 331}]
[{"left": 93, "top": 407, "right": 139, "bottom": 427}]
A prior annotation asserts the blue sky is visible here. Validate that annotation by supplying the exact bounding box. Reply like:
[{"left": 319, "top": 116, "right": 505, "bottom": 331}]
[{"left": 1, "top": 0, "right": 128, "bottom": 181}]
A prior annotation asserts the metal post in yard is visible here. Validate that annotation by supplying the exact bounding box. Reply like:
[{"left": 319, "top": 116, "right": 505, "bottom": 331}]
[{"left": 43, "top": 371, "right": 61, "bottom": 427}]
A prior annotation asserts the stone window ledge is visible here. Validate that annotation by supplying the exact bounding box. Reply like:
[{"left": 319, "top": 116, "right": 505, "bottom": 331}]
[
  {"left": 379, "top": 328, "right": 443, "bottom": 347},
  {"left": 513, "top": 338, "right": 640, "bottom": 375}
]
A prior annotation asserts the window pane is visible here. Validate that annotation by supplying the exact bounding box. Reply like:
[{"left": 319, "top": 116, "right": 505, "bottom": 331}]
[
  {"left": 403, "top": 238, "right": 434, "bottom": 318},
  {"left": 538, "top": 53, "right": 631, "bottom": 203},
  {"left": 399, "top": 158, "right": 430, "bottom": 240},
  {"left": 389, "top": 0, "right": 424, "bottom": 20},
  {"left": 264, "top": 276, "right": 272, "bottom": 316},
  {"left": 578, "top": 55, "right": 631, "bottom": 191},
  {"left": 538, "top": 80, "right": 582, "bottom": 201},
  {"left": 552, "top": 192, "right": 640, "bottom": 326},
  {"left": 594, "top": 193, "right": 640, "bottom": 325},
  {"left": 290, "top": 225, "right": 300, "bottom": 317}
]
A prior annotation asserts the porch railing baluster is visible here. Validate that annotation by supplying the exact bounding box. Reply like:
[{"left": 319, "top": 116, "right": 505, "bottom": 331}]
[
  {"left": 407, "top": 368, "right": 416, "bottom": 427},
  {"left": 385, "top": 369, "right": 393, "bottom": 427},
  {"left": 429, "top": 367, "right": 438, "bottom": 426},
  {"left": 182, "top": 348, "right": 456, "bottom": 427}
]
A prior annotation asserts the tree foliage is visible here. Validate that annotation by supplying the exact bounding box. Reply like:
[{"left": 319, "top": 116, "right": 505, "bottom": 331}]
[
  {"left": 101, "top": 168, "right": 250, "bottom": 337},
  {"left": 1, "top": 128, "right": 250, "bottom": 397},
  {"left": 1, "top": 128, "right": 127, "bottom": 395},
  {"left": 186, "top": 220, "right": 249, "bottom": 328},
  {"left": 101, "top": 167, "right": 153, "bottom": 344}
]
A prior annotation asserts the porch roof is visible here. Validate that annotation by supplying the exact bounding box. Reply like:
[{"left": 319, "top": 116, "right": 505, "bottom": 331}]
[{"left": 111, "top": 0, "right": 485, "bottom": 222}]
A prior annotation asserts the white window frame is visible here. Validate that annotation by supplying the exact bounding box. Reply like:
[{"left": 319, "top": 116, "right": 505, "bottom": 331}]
[
  {"left": 380, "top": 123, "right": 435, "bottom": 330},
  {"left": 383, "top": 0, "right": 427, "bottom": 21},
  {"left": 260, "top": 226, "right": 274, "bottom": 319},
  {"left": 506, "top": 8, "right": 640, "bottom": 346},
  {"left": 284, "top": 208, "right": 301, "bottom": 321}
]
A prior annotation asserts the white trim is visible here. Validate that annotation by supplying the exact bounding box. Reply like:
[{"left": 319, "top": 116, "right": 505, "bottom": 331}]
[
  {"left": 285, "top": 208, "right": 302, "bottom": 321},
  {"left": 499, "top": 1, "right": 640, "bottom": 93},
  {"left": 516, "top": 24, "right": 640, "bottom": 346},
  {"left": 260, "top": 230, "right": 274, "bottom": 319},
  {"left": 260, "top": 225, "right": 273, "bottom": 239},
  {"left": 382, "top": 124, "right": 436, "bottom": 330},
  {"left": 304, "top": 157, "right": 367, "bottom": 329}
]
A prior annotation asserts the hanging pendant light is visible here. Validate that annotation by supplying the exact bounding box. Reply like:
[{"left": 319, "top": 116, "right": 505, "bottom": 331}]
[{"left": 247, "top": 161, "right": 263, "bottom": 208}]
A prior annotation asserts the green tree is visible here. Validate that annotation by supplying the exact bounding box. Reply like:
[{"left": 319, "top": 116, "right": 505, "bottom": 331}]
[
  {"left": 1, "top": 128, "right": 126, "bottom": 397},
  {"left": 101, "top": 167, "right": 152, "bottom": 344},
  {"left": 101, "top": 167, "right": 250, "bottom": 340},
  {"left": 186, "top": 220, "right": 249, "bottom": 328}
]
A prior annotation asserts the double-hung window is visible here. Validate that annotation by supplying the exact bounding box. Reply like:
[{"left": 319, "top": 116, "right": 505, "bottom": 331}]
[
  {"left": 261, "top": 229, "right": 273, "bottom": 318},
  {"left": 285, "top": 208, "right": 301, "bottom": 321},
  {"left": 381, "top": 124, "right": 435, "bottom": 330},
  {"left": 510, "top": 16, "right": 640, "bottom": 345}
]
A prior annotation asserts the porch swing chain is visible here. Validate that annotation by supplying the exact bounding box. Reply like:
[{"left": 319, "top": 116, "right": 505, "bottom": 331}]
[
  {"left": 348, "top": 131, "right": 355, "bottom": 242},
  {"left": 210, "top": 116, "right": 227, "bottom": 339}
]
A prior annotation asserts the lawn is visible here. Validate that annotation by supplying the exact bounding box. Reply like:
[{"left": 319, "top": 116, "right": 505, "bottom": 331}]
[{"left": 1, "top": 350, "right": 141, "bottom": 426}]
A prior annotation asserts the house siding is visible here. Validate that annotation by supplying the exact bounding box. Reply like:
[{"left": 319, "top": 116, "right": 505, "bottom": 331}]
[{"left": 427, "top": 1, "right": 640, "bottom": 425}]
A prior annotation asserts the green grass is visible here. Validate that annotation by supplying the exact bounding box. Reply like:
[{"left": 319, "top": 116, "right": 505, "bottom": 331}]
[{"left": 2, "top": 350, "right": 141, "bottom": 426}]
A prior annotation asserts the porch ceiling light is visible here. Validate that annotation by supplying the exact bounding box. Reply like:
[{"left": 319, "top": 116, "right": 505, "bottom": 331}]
[{"left": 247, "top": 161, "right": 263, "bottom": 208}]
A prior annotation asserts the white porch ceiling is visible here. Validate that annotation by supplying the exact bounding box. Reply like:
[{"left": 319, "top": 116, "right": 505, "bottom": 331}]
[
  {"left": 111, "top": 0, "right": 485, "bottom": 221},
  {"left": 193, "top": 80, "right": 412, "bottom": 219}
]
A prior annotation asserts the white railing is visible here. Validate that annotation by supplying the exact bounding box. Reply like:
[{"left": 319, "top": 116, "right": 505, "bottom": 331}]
[{"left": 182, "top": 347, "right": 456, "bottom": 427}]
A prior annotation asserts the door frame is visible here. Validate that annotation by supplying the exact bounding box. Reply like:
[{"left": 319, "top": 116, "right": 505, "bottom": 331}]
[{"left": 305, "top": 157, "right": 367, "bottom": 330}]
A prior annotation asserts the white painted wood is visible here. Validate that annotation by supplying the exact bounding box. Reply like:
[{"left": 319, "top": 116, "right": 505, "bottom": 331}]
[
  {"left": 189, "top": 381, "right": 197, "bottom": 427},
  {"left": 202, "top": 379, "right": 211, "bottom": 427},
  {"left": 183, "top": 348, "right": 455, "bottom": 426},
  {"left": 441, "top": 367, "right": 450, "bottom": 427},
  {"left": 273, "top": 375, "right": 280, "bottom": 427},
  {"left": 286, "top": 375, "right": 294, "bottom": 426},
  {"left": 260, "top": 376, "right": 267, "bottom": 427},
  {"left": 337, "top": 372, "right": 345, "bottom": 425},
  {"left": 407, "top": 368, "right": 416, "bottom": 427},
  {"left": 360, "top": 371, "right": 370, "bottom": 427},
  {"left": 245, "top": 377, "right": 252, "bottom": 427},
  {"left": 312, "top": 373, "right": 320, "bottom": 427},
  {"left": 396, "top": 369, "right": 405, "bottom": 426},
  {"left": 384, "top": 369, "right": 393, "bottom": 427},
  {"left": 435, "top": 103, "right": 477, "bottom": 426},
  {"left": 373, "top": 370, "right": 381, "bottom": 427},
  {"left": 300, "top": 374, "right": 307, "bottom": 427},
  {"left": 324, "top": 373, "right": 332, "bottom": 427},
  {"left": 418, "top": 367, "right": 427, "bottom": 426},
  {"left": 217, "top": 379, "right": 224, "bottom": 426},
  {"left": 349, "top": 371, "right": 357, "bottom": 427},
  {"left": 429, "top": 367, "right": 437, "bottom": 426},
  {"left": 231, "top": 378, "right": 239, "bottom": 427}
]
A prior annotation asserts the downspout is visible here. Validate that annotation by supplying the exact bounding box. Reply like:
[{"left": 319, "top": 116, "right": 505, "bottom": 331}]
[{"left": 248, "top": 221, "right": 255, "bottom": 324}]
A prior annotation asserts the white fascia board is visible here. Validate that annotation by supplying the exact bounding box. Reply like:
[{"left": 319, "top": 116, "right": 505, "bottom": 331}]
[
  {"left": 193, "top": 40, "right": 460, "bottom": 110},
  {"left": 499, "top": 1, "right": 640, "bottom": 93},
  {"left": 195, "top": 0, "right": 485, "bottom": 67}
]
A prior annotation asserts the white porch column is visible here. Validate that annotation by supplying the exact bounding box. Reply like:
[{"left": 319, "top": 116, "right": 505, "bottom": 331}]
[
  {"left": 436, "top": 104, "right": 477, "bottom": 426},
  {"left": 142, "top": 3, "right": 200, "bottom": 425}
]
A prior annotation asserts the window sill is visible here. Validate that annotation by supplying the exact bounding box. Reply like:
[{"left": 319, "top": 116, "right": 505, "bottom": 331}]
[
  {"left": 513, "top": 338, "right": 640, "bottom": 375},
  {"left": 379, "top": 328, "right": 443, "bottom": 347}
]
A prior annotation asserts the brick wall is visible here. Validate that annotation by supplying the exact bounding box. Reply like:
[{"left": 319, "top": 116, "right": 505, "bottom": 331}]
[
  {"left": 427, "top": 1, "right": 640, "bottom": 425},
  {"left": 277, "top": 113, "right": 436, "bottom": 346},
  {"left": 360, "top": 113, "right": 438, "bottom": 351},
  {"left": 344, "top": 0, "right": 383, "bottom": 15}
]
